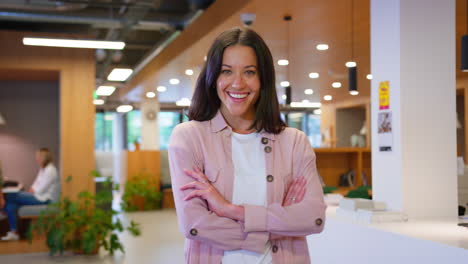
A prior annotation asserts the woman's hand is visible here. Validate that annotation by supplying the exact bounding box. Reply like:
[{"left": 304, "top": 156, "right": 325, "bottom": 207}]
[
  {"left": 283, "top": 176, "right": 307, "bottom": 206},
  {"left": 270, "top": 176, "right": 308, "bottom": 240},
  {"left": 180, "top": 167, "right": 244, "bottom": 221}
]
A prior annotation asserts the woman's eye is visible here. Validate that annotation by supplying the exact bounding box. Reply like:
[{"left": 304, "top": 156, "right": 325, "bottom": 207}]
[
  {"left": 221, "top": 69, "right": 232, "bottom": 75},
  {"left": 245, "top": 70, "right": 256, "bottom": 76}
]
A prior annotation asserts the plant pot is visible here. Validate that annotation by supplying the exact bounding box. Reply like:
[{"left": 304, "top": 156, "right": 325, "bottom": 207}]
[
  {"left": 73, "top": 244, "right": 100, "bottom": 255},
  {"left": 72, "top": 229, "right": 101, "bottom": 255},
  {"left": 130, "top": 195, "right": 146, "bottom": 211}
]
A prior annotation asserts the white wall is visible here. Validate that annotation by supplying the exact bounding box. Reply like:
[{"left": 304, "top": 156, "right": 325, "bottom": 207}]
[
  {"left": 141, "top": 97, "right": 160, "bottom": 150},
  {"left": 371, "top": 0, "right": 457, "bottom": 219}
]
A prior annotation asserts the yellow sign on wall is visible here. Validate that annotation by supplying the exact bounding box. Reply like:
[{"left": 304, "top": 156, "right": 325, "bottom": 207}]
[{"left": 379, "top": 81, "right": 390, "bottom": 110}]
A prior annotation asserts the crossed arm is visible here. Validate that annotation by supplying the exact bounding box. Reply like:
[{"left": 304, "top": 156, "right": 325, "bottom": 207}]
[{"left": 168, "top": 125, "right": 325, "bottom": 252}]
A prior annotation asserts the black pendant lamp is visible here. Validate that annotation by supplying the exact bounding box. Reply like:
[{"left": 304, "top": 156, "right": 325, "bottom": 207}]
[
  {"left": 462, "top": 1, "right": 468, "bottom": 71},
  {"left": 347, "top": 0, "right": 359, "bottom": 95},
  {"left": 462, "top": 36, "right": 468, "bottom": 71},
  {"left": 284, "top": 14, "right": 292, "bottom": 106},
  {"left": 349, "top": 66, "right": 358, "bottom": 95}
]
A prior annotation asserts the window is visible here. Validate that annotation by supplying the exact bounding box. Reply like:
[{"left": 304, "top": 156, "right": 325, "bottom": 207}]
[
  {"left": 158, "top": 111, "right": 182, "bottom": 150},
  {"left": 282, "top": 111, "right": 321, "bottom": 148},
  {"left": 95, "top": 112, "right": 113, "bottom": 151},
  {"left": 127, "top": 110, "right": 142, "bottom": 150},
  {"left": 306, "top": 114, "right": 321, "bottom": 148}
]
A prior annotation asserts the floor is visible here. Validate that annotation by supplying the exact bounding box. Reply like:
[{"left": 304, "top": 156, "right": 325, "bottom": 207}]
[{"left": 0, "top": 209, "right": 186, "bottom": 264}]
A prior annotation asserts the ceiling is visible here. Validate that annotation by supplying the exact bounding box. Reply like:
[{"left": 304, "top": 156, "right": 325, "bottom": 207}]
[
  {"left": 126, "top": 0, "right": 468, "bottom": 107},
  {"left": 122, "top": 0, "right": 372, "bottom": 106},
  {"left": 0, "top": 0, "right": 215, "bottom": 88},
  {"left": 1, "top": 0, "right": 465, "bottom": 108}
]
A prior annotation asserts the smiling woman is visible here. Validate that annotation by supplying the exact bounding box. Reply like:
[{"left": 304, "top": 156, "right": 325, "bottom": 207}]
[
  {"left": 168, "top": 28, "right": 326, "bottom": 264},
  {"left": 188, "top": 27, "right": 284, "bottom": 134}
]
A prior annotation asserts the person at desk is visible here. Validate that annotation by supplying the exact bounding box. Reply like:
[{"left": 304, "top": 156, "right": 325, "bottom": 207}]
[{"left": 0, "top": 148, "right": 60, "bottom": 241}]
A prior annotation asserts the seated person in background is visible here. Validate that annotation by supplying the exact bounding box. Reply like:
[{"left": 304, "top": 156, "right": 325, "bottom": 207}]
[{"left": 0, "top": 148, "right": 60, "bottom": 241}]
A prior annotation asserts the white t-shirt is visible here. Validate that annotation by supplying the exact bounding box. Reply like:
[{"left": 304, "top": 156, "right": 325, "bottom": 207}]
[
  {"left": 222, "top": 132, "right": 272, "bottom": 264},
  {"left": 31, "top": 163, "right": 60, "bottom": 202}
]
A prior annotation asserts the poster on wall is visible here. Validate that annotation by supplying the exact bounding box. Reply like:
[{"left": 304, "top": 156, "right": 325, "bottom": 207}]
[
  {"left": 379, "top": 81, "right": 390, "bottom": 110},
  {"left": 378, "top": 111, "right": 393, "bottom": 152}
]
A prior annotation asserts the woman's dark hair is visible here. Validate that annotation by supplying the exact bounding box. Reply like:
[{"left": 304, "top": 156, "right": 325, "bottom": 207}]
[{"left": 188, "top": 27, "right": 286, "bottom": 134}]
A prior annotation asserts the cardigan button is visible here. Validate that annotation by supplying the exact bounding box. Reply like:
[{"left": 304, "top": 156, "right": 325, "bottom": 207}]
[
  {"left": 315, "top": 218, "right": 323, "bottom": 226},
  {"left": 266, "top": 175, "right": 274, "bottom": 182},
  {"left": 190, "top": 228, "right": 198, "bottom": 236},
  {"left": 272, "top": 245, "right": 278, "bottom": 253},
  {"left": 261, "top": 137, "right": 269, "bottom": 144},
  {"left": 264, "top": 146, "right": 272, "bottom": 153}
]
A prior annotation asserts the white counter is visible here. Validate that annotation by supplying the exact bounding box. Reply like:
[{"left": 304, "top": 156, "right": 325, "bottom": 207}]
[{"left": 307, "top": 206, "right": 468, "bottom": 263}]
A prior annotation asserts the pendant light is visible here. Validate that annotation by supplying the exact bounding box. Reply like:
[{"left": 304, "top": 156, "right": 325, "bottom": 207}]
[
  {"left": 283, "top": 14, "right": 292, "bottom": 125},
  {"left": 284, "top": 14, "right": 292, "bottom": 106},
  {"left": 462, "top": 0, "right": 468, "bottom": 71},
  {"left": 348, "top": 0, "right": 358, "bottom": 95}
]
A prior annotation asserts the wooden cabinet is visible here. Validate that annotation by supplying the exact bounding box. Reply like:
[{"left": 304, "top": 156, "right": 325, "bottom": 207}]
[
  {"left": 126, "top": 150, "right": 161, "bottom": 191},
  {"left": 314, "top": 147, "right": 371, "bottom": 187}
]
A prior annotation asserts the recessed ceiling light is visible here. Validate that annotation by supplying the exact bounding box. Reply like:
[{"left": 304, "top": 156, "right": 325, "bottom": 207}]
[
  {"left": 309, "top": 72, "right": 319, "bottom": 79},
  {"left": 93, "top": 99, "right": 105, "bottom": 105},
  {"left": 107, "top": 68, "right": 133, "bottom": 81},
  {"left": 169, "top": 78, "right": 180, "bottom": 85},
  {"left": 290, "top": 101, "right": 321, "bottom": 108},
  {"left": 146, "top": 91, "right": 156, "bottom": 98},
  {"left": 185, "top": 69, "right": 194, "bottom": 76},
  {"left": 349, "top": 90, "right": 359, "bottom": 96},
  {"left": 323, "top": 95, "right": 332, "bottom": 101},
  {"left": 280, "top": 81, "right": 290, "bottom": 87},
  {"left": 316, "top": 44, "right": 329, "bottom": 50},
  {"left": 204, "top": 56, "right": 207, "bottom": 61},
  {"left": 332, "top": 82, "right": 342, "bottom": 88},
  {"left": 281, "top": 94, "right": 287, "bottom": 100},
  {"left": 96, "top": 85, "right": 116, "bottom": 96},
  {"left": 278, "top": 59, "right": 289, "bottom": 66},
  {"left": 157, "top": 86, "right": 167, "bottom": 92},
  {"left": 313, "top": 109, "right": 322, "bottom": 115},
  {"left": 116, "top": 104, "right": 133, "bottom": 113},
  {"left": 176, "top": 98, "right": 191, "bottom": 106},
  {"left": 367, "top": 74, "right": 373, "bottom": 80},
  {"left": 23, "top": 37, "right": 125, "bottom": 50},
  {"left": 345, "top": 61, "right": 357, "bottom": 67},
  {"left": 304, "top": 89, "right": 314, "bottom": 95}
]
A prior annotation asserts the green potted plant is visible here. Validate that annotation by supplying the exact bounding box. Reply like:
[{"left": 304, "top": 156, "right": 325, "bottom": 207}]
[
  {"left": 122, "top": 174, "right": 163, "bottom": 212},
  {"left": 28, "top": 171, "right": 141, "bottom": 256}
]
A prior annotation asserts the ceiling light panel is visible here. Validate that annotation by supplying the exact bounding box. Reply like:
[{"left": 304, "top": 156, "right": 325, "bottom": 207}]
[
  {"left": 107, "top": 68, "right": 133, "bottom": 81},
  {"left": 23, "top": 37, "right": 125, "bottom": 50},
  {"left": 96, "top": 86, "right": 116, "bottom": 96}
]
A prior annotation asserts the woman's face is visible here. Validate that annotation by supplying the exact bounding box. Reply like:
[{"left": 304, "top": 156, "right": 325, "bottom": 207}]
[
  {"left": 216, "top": 45, "right": 261, "bottom": 120},
  {"left": 35, "top": 152, "right": 42, "bottom": 166}
]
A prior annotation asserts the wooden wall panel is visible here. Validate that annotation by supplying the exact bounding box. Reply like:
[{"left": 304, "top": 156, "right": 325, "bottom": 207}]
[
  {"left": 0, "top": 30, "right": 95, "bottom": 200},
  {"left": 126, "top": 150, "right": 161, "bottom": 191}
]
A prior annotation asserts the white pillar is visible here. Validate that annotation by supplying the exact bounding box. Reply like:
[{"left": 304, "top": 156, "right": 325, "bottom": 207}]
[
  {"left": 112, "top": 113, "right": 126, "bottom": 187},
  {"left": 371, "top": 0, "right": 457, "bottom": 219},
  {"left": 140, "top": 97, "right": 160, "bottom": 150}
]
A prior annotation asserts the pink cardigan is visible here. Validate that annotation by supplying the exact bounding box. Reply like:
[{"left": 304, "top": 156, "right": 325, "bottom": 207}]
[{"left": 168, "top": 111, "right": 326, "bottom": 264}]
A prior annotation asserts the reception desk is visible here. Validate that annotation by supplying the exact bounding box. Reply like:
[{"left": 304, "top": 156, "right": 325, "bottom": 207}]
[{"left": 307, "top": 206, "right": 468, "bottom": 263}]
